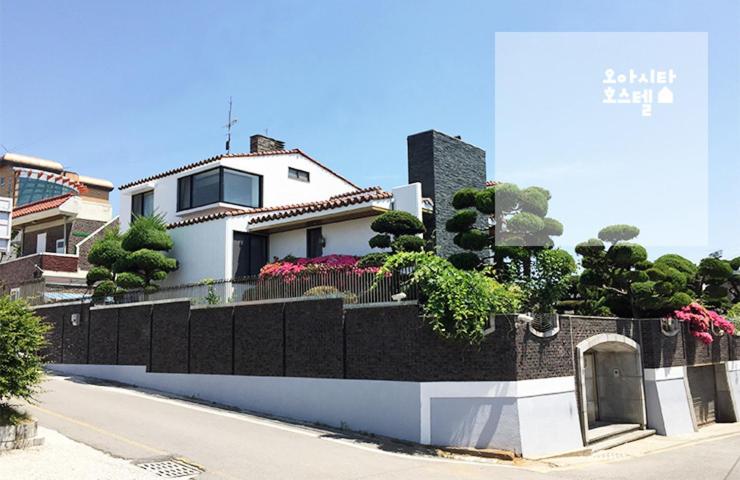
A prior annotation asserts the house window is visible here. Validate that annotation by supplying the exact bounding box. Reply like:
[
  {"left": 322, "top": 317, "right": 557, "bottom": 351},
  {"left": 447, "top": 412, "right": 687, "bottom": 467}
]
[
  {"left": 306, "top": 227, "right": 323, "bottom": 258},
  {"left": 55, "top": 239, "right": 66, "bottom": 254},
  {"left": 177, "top": 167, "right": 261, "bottom": 211},
  {"left": 16, "top": 177, "right": 74, "bottom": 206},
  {"left": 288, "top": 167, "right": 310, "bottom": 182},
  {"left": 131, "top": 191, "right": 154, "bottom": 219}
]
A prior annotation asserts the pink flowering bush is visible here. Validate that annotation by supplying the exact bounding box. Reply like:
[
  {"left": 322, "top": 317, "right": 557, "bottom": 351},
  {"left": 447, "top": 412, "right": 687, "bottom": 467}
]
[
  {"left": 671, "top": 302, "right": 735, "bottom": 345},
  {"left": 259, "top": 254, "right": 382, "bottom": 282}
]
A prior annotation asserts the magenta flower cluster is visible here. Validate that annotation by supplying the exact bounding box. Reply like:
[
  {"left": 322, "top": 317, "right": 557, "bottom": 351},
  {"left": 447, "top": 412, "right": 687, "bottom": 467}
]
[
  {"left": 259, "top": 254, "right": 381, "bottom": 282},
  {"left": 671, "top": 302, "right": 735, "bottom": 345}
]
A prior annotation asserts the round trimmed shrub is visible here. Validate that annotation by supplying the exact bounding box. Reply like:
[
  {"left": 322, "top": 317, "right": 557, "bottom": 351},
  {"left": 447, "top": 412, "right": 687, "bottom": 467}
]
[
  {"left": 128, "top": 249, "right": 177, "bottom": 272},
  {"left": 698, "top": 257, "right": 733, "bottom": 281},
  {"left": 93, "top": 280, "right": 117, "bottom": 298},
  {"left": 654, "top": 254, "right": 697, "bottom": 278},
  {"left": 575, "top": 238, "right": 605, "bottom": 256},
  {"left": 507, "top": 212, "right": 545, "bottom": 234},
  {"left": 452, "top": 188, "right": 479, "bottom": 209},
  {"left": 368, "top": 234, "right": 391, "bottom": 249},
  {"left": 453, "top": 230, "right": 488, "bottom": 251},
  {"left": 668, "top": 292, "right": 692, "bottom": 310},
  {"left": 357, "top": 252, "right": 389, "bottom": 268},
  {"left": 121, "top": 216, "right": 173, "bottom": 251},
  {"left": 493, "top": 183, "right": 520, "bottom": 212},
  {"left": 704, "top": 284, "right": 729, "bottom": 299},
  {"left": 518, "top": 187, "right": 549, "bottom": 217},
  {"left": 474, "top": 188, "right": 496, "bottom": 214},
  {"left": 597, "top": 224, "right": 640, "bottom": 244},
  {"left": 371, "top": 211, "right": 425, "bottom": 236},
  {"left": 731, "top": 256, "right": 740, "bottom": 271},
  {"left": 445, "top": 209, "right": 477, "bottom": 233},
  {"left": 607, "top": 242, "right": 647, "bottom": 268},
  {"left": 88, "top": 232, "right": 126, "bottom": 269},
  {"left": 86, "top": 266, "right": 112, "bottom": 286},
  {"left": 448, "top": 252, "right": 481, "bottom": 271},
  {"left": 543, "top": 217, "right": 564, "bottom": 236},
  {"left": 116, "top": 272, "right": 146, "bottom": 289},
  {"left": 392, "top": 235, "right": 425, "bottom": 252}
]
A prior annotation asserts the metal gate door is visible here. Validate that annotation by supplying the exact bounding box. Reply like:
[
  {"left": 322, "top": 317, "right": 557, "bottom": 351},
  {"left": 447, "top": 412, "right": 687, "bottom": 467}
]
[{"left": 687, "top": 365, "right": 716, "bottom": 426}]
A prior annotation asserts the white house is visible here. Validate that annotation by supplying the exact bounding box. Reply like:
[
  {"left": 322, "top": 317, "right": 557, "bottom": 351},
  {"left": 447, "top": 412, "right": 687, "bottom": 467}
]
[{"left": 118, "top": 135, "right": 430, "bottom": 285}]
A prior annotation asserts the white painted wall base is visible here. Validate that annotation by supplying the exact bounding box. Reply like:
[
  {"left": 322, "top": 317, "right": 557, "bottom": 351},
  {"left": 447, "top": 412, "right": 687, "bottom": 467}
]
[
  {"left": 725, "top": 361, "right": 740, "bottom": 420},
  {"left": 643, "top": 367, "right": 696, "bottom": 435},
  {"left": 47, "top": 364, "right": 584, "bottom": 458}
]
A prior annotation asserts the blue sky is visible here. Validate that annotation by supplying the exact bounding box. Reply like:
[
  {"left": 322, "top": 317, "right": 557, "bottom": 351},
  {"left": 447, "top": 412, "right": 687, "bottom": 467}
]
[{"left": 1, "top": 0, "right": 738, "bottom": 261}]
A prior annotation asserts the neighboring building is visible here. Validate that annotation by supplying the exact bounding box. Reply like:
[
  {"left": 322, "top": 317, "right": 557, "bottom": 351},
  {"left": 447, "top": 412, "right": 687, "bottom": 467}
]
[
  {"left": 118, "top": 134, "right": 434, "bottom": 285},
  {"left": 0, "top": 153, "right": 116, "bottom": 300}
]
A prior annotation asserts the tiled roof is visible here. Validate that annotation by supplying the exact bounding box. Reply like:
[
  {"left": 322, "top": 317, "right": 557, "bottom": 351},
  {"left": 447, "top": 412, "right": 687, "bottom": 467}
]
[
  {"left": 12, "top": 193, "right": 73, "bottom": 218},
  {"left": 167, "top": 188, "right": 392, "bottom": 229},
  {"left": 119, "top": 149, "right": 359, "bottom": 190}
]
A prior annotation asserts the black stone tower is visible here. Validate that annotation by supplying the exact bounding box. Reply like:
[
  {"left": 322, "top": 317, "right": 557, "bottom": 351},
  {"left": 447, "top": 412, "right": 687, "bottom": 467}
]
[{"left": 407, "top": 130, "right": 486, "bottom": 258}]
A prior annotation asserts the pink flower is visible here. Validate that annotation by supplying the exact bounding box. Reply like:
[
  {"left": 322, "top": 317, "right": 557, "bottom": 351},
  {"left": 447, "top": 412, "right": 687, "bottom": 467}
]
[{"left": 669, "top": 302, "right": 734, "bottom": 344}]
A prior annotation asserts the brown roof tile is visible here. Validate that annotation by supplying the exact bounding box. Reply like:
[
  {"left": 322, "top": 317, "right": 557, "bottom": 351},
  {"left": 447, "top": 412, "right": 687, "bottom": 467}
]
[
  {"left": 119, "top": 149, "right": 358, "bottom": 190},
  {"left": 12, "top": 193, "right": 74, "bottom": 218}
]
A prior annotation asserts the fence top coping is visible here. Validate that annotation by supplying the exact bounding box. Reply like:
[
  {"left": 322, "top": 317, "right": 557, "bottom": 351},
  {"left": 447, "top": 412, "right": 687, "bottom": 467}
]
[
  {"left": 343, "top": 300, "right": 419, "bottom": 310},
  {"left": 90, "top": 297, "right": 191, "bottom": 311},
  {"left": 32, "top": 300, "right": 90, "bottom": 311}
]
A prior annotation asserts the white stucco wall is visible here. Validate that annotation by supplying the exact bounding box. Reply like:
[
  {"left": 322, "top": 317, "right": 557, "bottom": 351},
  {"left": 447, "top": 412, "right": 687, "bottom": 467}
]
[
  {"left": 268, "top": 217, "right": 377, "bottom": 260},
  {"left": 165, "top": 219, "right": 229, "bottom": 286},
  {"left": 643, "top": 367, "right": 696, "bottom": 436},
  {"left": 119, "top": 153, "right": 356, "bottom": 230},
  {"left": 47, "top": 364, "right": 584, "bottom": 457}
]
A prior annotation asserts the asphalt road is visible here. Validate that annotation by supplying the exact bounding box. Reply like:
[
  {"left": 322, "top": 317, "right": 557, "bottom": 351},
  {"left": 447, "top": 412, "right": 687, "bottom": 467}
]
[{"left": 22, "top": 375, "right": 740, "bottom": 480}]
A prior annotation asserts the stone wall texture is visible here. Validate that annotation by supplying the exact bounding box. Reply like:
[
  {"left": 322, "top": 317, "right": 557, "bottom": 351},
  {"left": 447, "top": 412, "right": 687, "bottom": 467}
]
[{"left": 407, "top": 130, "right": 486, "bottom": 258}]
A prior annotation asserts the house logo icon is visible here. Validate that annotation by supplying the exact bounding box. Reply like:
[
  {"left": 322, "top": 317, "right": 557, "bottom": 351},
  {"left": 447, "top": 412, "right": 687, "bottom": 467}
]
[{"left": 657, "top": 86, "right": 674, "bottom": 104}]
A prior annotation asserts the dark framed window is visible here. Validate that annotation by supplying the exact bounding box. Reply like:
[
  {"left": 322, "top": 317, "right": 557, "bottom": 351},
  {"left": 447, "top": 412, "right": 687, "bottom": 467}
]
[
  {"left": 131, "top": 191, "right": 154, "bottom": 219},
  {"left": 288, "top": 167, "right": 310, "bottom": 182},
  {"left": 177, "top": 167, "right": 262, "bottom": 211},
  {"left": 306, "top": 227, "right": 323, "bottom": 258},
  {"left": 233, "top": 232, "right": 269, "bottom": 277}
]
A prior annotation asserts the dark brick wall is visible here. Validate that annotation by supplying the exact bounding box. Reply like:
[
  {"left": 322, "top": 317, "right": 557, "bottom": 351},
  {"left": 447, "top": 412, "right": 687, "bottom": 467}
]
[
  {"left": 117, "top": 304, "right": 151, "bottom": 366},
  {"left": 407, "top": 130, "right": 486, "bottom": 258},
  {"left": 88, "top": 307, "right": 118, "bottom": 365},
  {"left": 150, "top": 301, "right": 190, "bottom": 373},
  {"left": 36, "top": 304, "right": 65, "bottom": 363},
  {"left": 284, "top": 298, "right": 344, "bottom": 378},
  {"left": 76, "top": 218, "right": 119, "bottom": 271},
  {"left": 37, "top": 299, "right": 739, "bottom": 382},
  {"left": 234, "top": 301, "right": 284, "bottom": 376},
  {"left": 189, "top": 306, "right": 233, "bottom": 375},
  {"left": 60, "top": 303, "right": 90, "bottom": 364}
]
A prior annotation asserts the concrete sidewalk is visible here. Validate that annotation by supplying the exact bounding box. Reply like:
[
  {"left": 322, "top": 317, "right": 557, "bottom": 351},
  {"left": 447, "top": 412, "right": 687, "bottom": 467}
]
[{"left": 0, "top": 426, "right": 159, "bottom": 480}]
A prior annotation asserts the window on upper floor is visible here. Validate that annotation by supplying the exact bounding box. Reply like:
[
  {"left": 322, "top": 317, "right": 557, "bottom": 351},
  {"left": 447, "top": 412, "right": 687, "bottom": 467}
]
[
  {"left": 177, "top": 166, "right": 262, "bottom": 211},
  {"left": 288, "top": 167, "right": 310, "bottom": 182},
  {"left": 131, "top": 190, "right": 154, "bottom": 220}
]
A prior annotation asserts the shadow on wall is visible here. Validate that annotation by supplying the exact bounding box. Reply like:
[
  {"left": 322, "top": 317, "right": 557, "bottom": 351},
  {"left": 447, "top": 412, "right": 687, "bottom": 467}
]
[{"left": 430, "top": 397, "right": 519, "bottom": 451}]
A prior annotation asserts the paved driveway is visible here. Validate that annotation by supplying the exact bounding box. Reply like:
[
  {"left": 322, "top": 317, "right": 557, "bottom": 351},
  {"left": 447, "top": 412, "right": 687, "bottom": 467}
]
[{"left": 23, "top": 375, "right": 740, "bottom": 480}]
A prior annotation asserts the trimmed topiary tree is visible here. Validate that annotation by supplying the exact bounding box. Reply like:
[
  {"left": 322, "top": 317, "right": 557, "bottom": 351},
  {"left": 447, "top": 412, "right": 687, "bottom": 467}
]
[
  {"left": 575, "top": 224, "right": 694, "bottom": 318},
  {"left": 87, "top": 215, "right": 178, "bottom": 298},
  {"left": 695, "top": 254, "right": 740, "bottom": 312},
  {"left": 360, "top": 211, "right": 426, "bottom": 267},
  {"left": 445, "top": 182, "right": 565, "bottom": 273}
]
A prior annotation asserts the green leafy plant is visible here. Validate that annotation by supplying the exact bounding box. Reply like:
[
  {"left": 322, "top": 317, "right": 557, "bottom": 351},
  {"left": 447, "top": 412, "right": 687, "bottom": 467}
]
[
  {"left": 575, "top": 225, "right": 693, "bottom": 318},
  {"left": 377, "top": 251, "right": 522, "bottom": 343},
  {"left": 86, "top": 215, "right": 178, "bottom": 298},
  {"left": 696, "top": 255, "right": 739, "bottom": 312},
  {"left": 201, "top": 278, "right": 221, "bottom": 305},
  {"left": 368, "top": 211, "right": 425, "bottom": 253},
  {"left": 0, "top": 296, "right": 50, "bottom": 412},
  {"left": 513, "top": 249, "right": 576, "bottom": 313},
  {"left": 445, "top": 183, "right": 565, "bottom": 275}
]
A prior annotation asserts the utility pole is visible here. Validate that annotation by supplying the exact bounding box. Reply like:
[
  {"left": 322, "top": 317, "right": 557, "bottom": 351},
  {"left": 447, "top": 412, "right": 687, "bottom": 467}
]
[{"left": 224, "top": 97, "right": 238, "bottom": 154}]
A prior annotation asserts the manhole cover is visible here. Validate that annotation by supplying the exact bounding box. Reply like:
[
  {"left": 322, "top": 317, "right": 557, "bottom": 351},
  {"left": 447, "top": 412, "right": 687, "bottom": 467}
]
[{"left": 136, "top": 457, "right": 203, "bottom": 478}]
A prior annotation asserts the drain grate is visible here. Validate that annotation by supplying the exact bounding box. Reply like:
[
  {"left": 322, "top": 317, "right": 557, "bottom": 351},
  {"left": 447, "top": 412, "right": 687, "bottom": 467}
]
[{"left": 136, "top": 457, "right": 203, "bottom": 479}]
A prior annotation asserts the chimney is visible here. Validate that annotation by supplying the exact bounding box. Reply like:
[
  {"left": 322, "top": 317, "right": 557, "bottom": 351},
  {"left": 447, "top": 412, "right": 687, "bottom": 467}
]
[
  {"left": 407, "top": 130, "right": 486, "bottom": 258},
  {"left": 250, "top": 134, "right": 286, "bottom": 153}
]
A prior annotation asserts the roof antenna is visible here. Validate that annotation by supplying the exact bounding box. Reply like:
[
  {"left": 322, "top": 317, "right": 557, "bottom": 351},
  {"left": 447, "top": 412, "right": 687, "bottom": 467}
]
[{"left": 224, "top": 97, "right": 238, "bottom": 154}]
